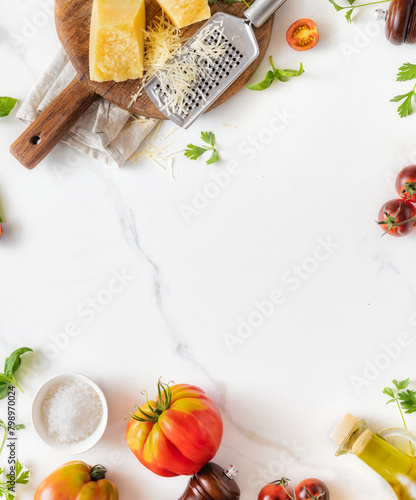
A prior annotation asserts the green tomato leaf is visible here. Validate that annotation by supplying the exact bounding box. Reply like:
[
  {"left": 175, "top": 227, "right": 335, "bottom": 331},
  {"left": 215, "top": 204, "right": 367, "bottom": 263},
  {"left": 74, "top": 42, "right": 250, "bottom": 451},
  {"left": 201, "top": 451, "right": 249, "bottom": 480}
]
[
  {"left": 4, "top": 348, "right": 33, "bottom": 377},
  {"left": 0, "top": 97, "right": 17, "bottom": 118},
  {"left": 247, "top": 70, "right": 275, "bottom": 91}
]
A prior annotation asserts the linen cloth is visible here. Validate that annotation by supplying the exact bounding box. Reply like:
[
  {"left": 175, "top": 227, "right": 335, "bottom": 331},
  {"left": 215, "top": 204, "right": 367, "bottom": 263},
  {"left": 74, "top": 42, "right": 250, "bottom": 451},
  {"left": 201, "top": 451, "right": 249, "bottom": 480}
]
[{"left": 17, "top": 47, "right": 159, "bottom": 168}]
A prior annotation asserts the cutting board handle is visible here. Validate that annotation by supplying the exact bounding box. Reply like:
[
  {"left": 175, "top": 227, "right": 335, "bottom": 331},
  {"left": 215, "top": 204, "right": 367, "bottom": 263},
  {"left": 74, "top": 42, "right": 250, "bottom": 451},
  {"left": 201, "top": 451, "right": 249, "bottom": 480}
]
[{"left": 10, "top": 77, "right": 98, "bottom": 170}]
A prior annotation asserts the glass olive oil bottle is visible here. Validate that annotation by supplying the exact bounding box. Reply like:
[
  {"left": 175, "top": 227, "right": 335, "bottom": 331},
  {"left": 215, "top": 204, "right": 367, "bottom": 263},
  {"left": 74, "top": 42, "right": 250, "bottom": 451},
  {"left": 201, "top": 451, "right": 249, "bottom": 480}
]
[{"left": 331, "top": 414, "right": 416, "bottom": 499}]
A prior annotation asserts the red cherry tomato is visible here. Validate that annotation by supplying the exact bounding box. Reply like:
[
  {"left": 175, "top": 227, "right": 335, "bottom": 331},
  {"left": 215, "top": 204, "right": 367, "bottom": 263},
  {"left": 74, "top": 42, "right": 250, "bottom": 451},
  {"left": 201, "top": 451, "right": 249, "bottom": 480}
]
[
  {"left": 286, "top": 19, "right": 319, "bottom": 51},
  {"left": 377, "top": 198, "right": 416, "bottom": 237},
  {"left": 258, "top": 479, "right": 293, "bottom": 500},
  {"left": 396, "top": 165, "right": 416, "bottom": 203},
  {"left": 295, "top": 478, "right": 330, "bottom": 500}
]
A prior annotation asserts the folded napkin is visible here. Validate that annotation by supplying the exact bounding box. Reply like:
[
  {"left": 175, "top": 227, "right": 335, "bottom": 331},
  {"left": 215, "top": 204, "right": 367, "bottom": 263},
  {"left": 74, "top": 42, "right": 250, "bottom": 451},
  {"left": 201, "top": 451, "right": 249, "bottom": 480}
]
[{"left": 17, "top": 47, "right": 160, "bottom": 168}]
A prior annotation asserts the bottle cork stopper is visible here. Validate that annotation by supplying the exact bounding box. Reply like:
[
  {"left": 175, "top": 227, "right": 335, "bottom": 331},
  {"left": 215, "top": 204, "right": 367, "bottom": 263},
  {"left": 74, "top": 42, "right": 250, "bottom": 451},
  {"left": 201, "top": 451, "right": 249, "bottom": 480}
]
[{"left": 330, "top": 413, "right": 359, "bottom": 445}]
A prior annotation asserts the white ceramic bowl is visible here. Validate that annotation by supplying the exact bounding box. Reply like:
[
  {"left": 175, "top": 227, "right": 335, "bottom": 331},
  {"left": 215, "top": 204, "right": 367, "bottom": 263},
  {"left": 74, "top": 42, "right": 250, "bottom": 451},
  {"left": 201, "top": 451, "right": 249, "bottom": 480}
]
[{"left": 31, "top": 372, "right": 108, "bottom": 454}]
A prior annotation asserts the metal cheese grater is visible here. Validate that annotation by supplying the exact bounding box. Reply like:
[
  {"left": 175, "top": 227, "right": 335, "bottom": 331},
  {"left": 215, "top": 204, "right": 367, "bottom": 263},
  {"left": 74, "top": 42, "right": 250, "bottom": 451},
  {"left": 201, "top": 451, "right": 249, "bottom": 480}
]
[{"left": 145, "top": 0, "right": 288, "bottom": 129}]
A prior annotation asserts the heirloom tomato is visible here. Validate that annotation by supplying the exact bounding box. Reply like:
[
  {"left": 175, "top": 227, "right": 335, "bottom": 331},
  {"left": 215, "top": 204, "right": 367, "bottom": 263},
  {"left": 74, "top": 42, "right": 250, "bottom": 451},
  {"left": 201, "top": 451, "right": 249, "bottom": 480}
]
[
  {"left": 377, "top": 198, "right": 416, "bottom": 236},
  {"left": 396, "top": 165, "right": 416, "bottom": 203},
  {"left": 34, "top": 462, "right": 118, "bottom": 500},
  {"left": 258, "top": 479, "right": 293, "bottom": 500},
  {"left": 126, "top": 381, "right": 223, "bottom": 477},
  {"left": 295, "top": 478, "right": 330, "bottom": 499}
]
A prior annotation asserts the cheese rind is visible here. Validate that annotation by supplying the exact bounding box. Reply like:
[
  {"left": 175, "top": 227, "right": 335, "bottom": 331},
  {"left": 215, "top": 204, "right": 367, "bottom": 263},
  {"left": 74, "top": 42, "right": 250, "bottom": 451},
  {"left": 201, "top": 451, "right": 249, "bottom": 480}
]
[
  {"left": 89, "top": 0, "right": 145, "bottom": 82},
  {"left": 154, "top": 0, "right": 211, "bottom": 29}
]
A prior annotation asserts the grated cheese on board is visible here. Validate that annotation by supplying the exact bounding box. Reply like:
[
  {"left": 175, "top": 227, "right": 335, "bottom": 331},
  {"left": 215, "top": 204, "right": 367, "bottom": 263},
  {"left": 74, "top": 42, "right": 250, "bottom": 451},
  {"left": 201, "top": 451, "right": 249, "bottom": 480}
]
[
  {"left": 153, "top": 23, "right": 228, "bottom": 116},
  {"left": 129, "top": 15, "right": 183, "bottom": 106}
]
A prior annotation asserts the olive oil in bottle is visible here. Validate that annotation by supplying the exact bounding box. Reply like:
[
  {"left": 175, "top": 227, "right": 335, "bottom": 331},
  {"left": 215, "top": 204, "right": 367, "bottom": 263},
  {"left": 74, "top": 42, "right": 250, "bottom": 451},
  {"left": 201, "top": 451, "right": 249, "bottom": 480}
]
[{"left": 331, "top": 413, "right": 416, "bottom": 500}]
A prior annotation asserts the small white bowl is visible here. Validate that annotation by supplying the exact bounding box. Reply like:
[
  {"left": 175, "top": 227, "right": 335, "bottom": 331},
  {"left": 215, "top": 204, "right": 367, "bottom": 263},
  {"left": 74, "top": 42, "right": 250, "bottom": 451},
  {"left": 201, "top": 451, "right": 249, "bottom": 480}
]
[{"left": 31, "top": 372, "right": 108, "bottom": 454}]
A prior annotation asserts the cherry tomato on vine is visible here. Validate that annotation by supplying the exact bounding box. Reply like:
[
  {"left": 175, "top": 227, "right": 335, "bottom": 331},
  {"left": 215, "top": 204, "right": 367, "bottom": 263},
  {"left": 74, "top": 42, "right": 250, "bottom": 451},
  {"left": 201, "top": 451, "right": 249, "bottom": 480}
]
[
  {"left": 295, "top": 478, "right": 330, "bottom": 500},
  {"left": 258, "top": 479, "right": 293, "bottom": 500},
  {"left": 395, "top": 165, "right": 416, "bottom": 203},
  {"left": 377, "top": 199, "right": 416, "bottom": 237},
  {"left": 286, "top": 19, "right": 319, "bottom": 51}
]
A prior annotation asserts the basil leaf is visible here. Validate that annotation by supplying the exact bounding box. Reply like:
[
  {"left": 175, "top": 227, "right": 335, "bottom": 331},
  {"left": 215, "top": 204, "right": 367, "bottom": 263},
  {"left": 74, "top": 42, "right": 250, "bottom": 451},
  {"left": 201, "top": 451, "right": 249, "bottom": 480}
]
[
  {"left": 0, "top": 97, "right": 17, "bottom": 117},
  {"left": 275, "top": 63, "right": 304, "bottom": 79},
  {"left": 4, "top": 347, "right": 32, "bottom": 377},
  {"left": 0, "top": 384, "right": 9, "bottom": 401},
  {"left": 247, "top": 70, "right": 275, "bottom": 91}
]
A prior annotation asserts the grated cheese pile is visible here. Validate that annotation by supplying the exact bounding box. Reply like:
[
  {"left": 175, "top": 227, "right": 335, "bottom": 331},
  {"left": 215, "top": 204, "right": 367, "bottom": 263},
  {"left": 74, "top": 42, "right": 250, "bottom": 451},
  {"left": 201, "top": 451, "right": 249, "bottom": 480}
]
[
  {"left": 129, "top": 15, "right": 183, "bottom": 106},
  {"left": 154, "top": 23, "right": 228, "bottom": 116},
  {"left": 41, "top": 380, "right": 103, "bottom": 445}
]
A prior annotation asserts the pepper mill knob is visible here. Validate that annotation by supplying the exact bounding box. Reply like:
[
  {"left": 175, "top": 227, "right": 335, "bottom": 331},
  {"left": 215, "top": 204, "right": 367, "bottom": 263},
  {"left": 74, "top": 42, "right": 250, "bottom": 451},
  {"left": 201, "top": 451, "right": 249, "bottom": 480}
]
[
  {"left": 378, "top": 0, "right": 416, "bottom": 44},
  {"left": 178, "top": 462, "right": 240, "bottom": 500}
]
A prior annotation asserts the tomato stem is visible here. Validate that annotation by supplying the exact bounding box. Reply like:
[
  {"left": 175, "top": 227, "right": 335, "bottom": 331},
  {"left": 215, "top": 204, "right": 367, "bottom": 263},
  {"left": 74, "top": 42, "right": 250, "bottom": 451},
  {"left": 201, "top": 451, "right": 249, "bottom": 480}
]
[
  {"left": 90, "top": 465, "right": 107, "bottom": 482},
  {"left": 130, "top": 380, "right": 173, "bottom": 423}
]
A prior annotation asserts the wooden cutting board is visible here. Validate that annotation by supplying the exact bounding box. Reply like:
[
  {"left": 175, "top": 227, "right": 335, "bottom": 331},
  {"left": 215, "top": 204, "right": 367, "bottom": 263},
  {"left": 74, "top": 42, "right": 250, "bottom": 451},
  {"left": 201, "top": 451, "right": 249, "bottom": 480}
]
[{"left": 10, "top": 0, "right": 274, "bottom": 169}]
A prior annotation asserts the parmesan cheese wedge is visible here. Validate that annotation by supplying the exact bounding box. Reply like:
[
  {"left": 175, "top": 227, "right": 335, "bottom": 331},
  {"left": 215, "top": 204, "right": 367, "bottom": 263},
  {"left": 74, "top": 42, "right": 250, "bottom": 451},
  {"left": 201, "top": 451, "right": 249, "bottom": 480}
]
[
  {"left": 89, "top": 0, "right": 146, "bottom": 82},
  {"left": 154, "top": 0, "right": 211, "bottom": 29}
]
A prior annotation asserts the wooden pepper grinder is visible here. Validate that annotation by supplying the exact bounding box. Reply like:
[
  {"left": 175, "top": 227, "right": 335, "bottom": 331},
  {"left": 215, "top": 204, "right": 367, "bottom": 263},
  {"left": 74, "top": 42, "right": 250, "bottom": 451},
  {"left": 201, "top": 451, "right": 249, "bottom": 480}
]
[
  {"left": 376, "top": 0, "right": 416, "bottom": 44},
  {"left": 178, "top": 463, "right": 240, "bottom": 500}
]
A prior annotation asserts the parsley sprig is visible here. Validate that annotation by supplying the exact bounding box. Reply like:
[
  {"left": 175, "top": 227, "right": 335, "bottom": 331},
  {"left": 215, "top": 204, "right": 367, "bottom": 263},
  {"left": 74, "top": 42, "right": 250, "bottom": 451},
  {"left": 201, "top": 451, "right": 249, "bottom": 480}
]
[
  {"left": 0, "top": 460, "right": 30, "bottom": 499},
  {"left": 391, "top": 63, "right": 416, "bottom": 118},
  {"left": 185, "top": 132, "right": 220, "bottom": 165},
  {"left": 247, "top": 57, "right": 304, "bottom": 91},
  {"left": 328, "top": 0, "right": 388, "bottom": 23},
  {"left": 383, "top": 378, "right": 416, "bottom": 454}
]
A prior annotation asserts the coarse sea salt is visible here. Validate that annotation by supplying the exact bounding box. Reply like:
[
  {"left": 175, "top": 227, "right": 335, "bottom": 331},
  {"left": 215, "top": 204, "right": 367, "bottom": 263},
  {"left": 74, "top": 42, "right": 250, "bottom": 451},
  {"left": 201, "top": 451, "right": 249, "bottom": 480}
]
[{"left": 41, "top": 380, "right": 103, "bottom": 445}]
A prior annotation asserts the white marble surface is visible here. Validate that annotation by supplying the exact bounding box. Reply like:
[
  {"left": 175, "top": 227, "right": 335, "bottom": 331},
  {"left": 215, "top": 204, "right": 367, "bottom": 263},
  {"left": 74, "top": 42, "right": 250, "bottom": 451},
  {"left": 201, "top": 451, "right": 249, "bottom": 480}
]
[{"left": 1, "top": 0, "right": 416, "bottom": 498}]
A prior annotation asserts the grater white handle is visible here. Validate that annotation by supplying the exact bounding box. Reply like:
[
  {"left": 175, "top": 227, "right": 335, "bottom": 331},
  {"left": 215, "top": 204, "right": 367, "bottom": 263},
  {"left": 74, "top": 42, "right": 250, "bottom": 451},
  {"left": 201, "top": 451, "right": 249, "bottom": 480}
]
[{"left": 244, "top": 0, "right": 288, "bottom": 28}]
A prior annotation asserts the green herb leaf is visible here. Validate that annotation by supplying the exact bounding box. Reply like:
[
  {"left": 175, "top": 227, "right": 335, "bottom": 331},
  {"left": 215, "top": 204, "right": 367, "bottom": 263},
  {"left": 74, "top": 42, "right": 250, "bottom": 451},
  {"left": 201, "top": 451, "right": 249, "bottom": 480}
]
[
  {"left": 184, "top": 131, "right": 220, "bottom": 165},
  {"left": 399, "top": 390, "right": 416, "bottom": 414},
  {"left": 0, "top": 348, "right": 32, "bottom": 399},
  {"left": 393, "top": 378, "right": 410, "bottom": 390},
  {"left": 345, "top": 8, "right": 354, "bottom": 22},
  {"left": 201, "top": 131, "right": 215, "bottom": 148},
  {"left": 396, "top": 63, "right": 416, "bottom": 82},
  {"left": 383, "top": 387, "right": 395, "bottom": 398},
  {"left": 0, "top": 375, "right": 13, "bottom": 386},
  {"left": 328, "top": 0, "right": 389, "bottom": 23},
  {"left": 246, "top": 70, "right": 276, "bottom": 91},
  {"left": 275, "top": 63, "right": 304, "bottom": 79},
  {"left": 0, "top": 97, "right": 17, "bottom": 118},
  {"left": 207, "top": 148, "right": 220, "bottom": 165},
  {"left": 184, "top": 145, "right": 209, "bottom": 161},
  {"left": 4, "top": 348, "right": 32, "bottom": 378},
  {"left": 327, "top": 0, "right": 343, "bottom": 11},
  {"left": 0, "top": 386, "right": 9, "bottom": 400},
  {"left": 247, "top": 58, "right": 304, "bottom": 92}
]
